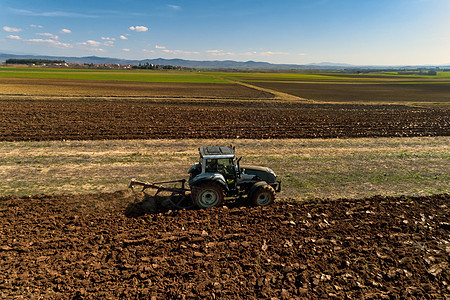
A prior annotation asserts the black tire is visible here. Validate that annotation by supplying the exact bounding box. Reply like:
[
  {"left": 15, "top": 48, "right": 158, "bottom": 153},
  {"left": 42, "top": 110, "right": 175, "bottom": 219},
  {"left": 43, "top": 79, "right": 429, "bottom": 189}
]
[
  {"left": 251, "top": 185, "right": 275, "bottom": 206},
  {"left": 192, "top": 183, "right": 225, "bottom": 208}
]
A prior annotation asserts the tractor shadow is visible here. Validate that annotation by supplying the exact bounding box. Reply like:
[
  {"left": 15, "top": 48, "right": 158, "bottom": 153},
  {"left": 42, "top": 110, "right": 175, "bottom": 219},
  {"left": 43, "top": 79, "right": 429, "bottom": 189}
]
[
  {"left": 124, "top": 190, "right": 253, "bottom": 218},
  {"left": 124, "top": 192, "right": 174, "bottom": 217}
]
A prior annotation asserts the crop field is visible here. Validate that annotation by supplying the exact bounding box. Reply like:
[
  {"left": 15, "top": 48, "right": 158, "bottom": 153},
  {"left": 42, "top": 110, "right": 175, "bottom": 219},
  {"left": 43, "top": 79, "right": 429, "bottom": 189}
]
[
  {"left": 0, "top": 69, "right": 449, "bottom": 141},
  {"left": 215, "top": 71, "right": 450, "bottom": 82},
  {"left": 0, "top": 67, "right": 275, "bottom": 99},
  {"left": 0, "top": 77, "right": 271, "bottom": 99},
  {"left": 0, "top": 67, "right": 230, "bottom": 83},
  {"left": 2, "top": 67, "right": 450, "bottom": 104},
  {"left": 215, "top": 71, "right": 450, "bottom": 104},
  {"left": 0, "top": 67, "right": 449, "bottom": 298},
  {"left": 249, "top": 81, "right": 450, "bottom": 103}
]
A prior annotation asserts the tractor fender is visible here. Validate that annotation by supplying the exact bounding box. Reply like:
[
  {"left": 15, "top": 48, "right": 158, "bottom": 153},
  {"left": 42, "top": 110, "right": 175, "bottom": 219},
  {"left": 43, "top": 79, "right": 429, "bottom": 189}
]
[
  {"left": 247, "top": 181, "right": 269, "bottom": 198},
  {"left": 189, "top": 173, "right": 228, "bottom": 191}
]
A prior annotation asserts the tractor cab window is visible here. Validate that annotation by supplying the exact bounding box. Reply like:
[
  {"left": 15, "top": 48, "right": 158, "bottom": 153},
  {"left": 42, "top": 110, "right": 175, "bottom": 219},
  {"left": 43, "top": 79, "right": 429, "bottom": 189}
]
[
  {"left": 205, "top": 159, "right": 218, "bottom": 173},
  {"left": 205, "top": 158, "right": 234, "bottom": 175}
]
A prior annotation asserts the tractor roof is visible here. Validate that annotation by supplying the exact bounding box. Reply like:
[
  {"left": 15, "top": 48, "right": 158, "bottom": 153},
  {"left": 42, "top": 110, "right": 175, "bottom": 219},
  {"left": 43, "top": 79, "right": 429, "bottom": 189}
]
[{"left": 199, "top": 146, "right": 235, "bottom": 159}]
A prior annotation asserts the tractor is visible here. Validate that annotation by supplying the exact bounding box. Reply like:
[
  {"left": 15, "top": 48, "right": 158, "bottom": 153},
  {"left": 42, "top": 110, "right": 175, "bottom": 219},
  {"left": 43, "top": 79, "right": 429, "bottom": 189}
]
[{"left": 129, "top": 145, "right": 281, "bottom": 209}]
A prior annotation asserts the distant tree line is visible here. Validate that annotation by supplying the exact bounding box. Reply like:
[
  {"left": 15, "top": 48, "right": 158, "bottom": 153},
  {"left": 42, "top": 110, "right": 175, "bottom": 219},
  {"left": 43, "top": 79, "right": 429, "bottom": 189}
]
[{"left": 5, "top": 59, "right": 66, "bottom": 65}]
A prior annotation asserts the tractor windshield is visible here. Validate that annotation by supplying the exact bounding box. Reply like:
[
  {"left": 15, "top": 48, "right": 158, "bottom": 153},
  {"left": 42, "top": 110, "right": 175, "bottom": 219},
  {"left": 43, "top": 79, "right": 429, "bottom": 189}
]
[{"left": 205, "top": 158, "right": 234, "bottom": 175}]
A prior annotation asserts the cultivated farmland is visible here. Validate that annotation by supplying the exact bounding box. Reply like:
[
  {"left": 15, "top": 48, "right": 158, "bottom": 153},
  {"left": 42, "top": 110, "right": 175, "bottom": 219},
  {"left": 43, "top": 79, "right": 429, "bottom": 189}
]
[
  {"left": 250, "top": 81, "right": 450, "bottom": 103},
  {"left": 217, "top": 72, "right": 450, "bottom": 104},
  {"left": 1, "top": 192, "right": 448, "bottom": 298},
  {"left": 0, "top": 67, "right": 449, "bottom": 299},
  {"left": 0, "top": 77, "right": 272, "bottom": 99},
  {"left": 0, "top": 99, "right": 449, "bottom": 141}
]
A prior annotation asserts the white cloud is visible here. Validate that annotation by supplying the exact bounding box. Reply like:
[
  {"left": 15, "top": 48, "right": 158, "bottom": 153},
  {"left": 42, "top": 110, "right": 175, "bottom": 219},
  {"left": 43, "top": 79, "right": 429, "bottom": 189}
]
[
  {"left": 103, "top": 41, "right": 114, "bottom": 47},
  {"left": 37, "top": 33, "right": 59, "bottom": 40},
  {"left": 5, "top": 33, "right": 72, "bottom": 48},
  {"left": 155, "top": 45, "right": 166, "bottom": 49},
  {"left": 205, "top": 50, "right": 235, "bottom": 56},
  {"left": 3, "top": 26, "right": 23, "bottom": 33},
  {"left": 298, "top": 53, "right": 306, "bottom": 56},
  {"left": 26, "top": 38, "right": 72, "bottom": 48},
  {"left": 260, "top": 51, "right": 289, "bottom": 56},
  {"left": 241, "top": 51, "right": 289, "bottom": 56},
  {"left": 122, "top": 48, "right": 130, "bottom": 52},
  {"left": 60, "top": 29, "right": 71, "bottom": 34},
  {"left": 162, "top": 49, "right": 199, "bottom": 55},
  {"left": 129, "top": 26, "right": 148, "bottom": 32},
  {"left": 7, "top": 35, "right": 22, "bottom": 40},
  {"left": 79, "top": 40, "right": 102, "bottom": 47},
  {"left": 205, "top": 50, "right": 222, "bottom": 54},
  {"left": 120, "top": 35, "right": 128, "bottom": 40},
  {"left": 101, "top": 37, "right": 115, "bottom": 41},
  {"left": 30, "top": 24, "right": 43, "bottom": 28},
  {"left": 168, "top": 4, "right": 181, "bottom": 10},
  {"left": 143, "top": 49, "right": 155, "bottom": 54}
]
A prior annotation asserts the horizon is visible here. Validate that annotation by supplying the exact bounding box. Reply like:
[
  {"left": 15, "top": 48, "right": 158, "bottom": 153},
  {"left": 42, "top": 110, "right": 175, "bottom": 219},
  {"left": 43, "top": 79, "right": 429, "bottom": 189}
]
[
  {"left": 1, "top": 0, "right": 449, "bottom": 66},
  {"left": 1, "top": 51, "right": 449, "bottom": 68}
]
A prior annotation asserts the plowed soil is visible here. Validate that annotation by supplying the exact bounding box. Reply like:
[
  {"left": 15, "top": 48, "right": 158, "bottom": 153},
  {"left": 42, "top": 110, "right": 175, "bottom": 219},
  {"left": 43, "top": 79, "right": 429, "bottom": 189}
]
[
  {"left": 1, "top": 192, "right": 448, "bottom": 299},
  {"left": 1, "top": 100, "right": 449, "bottom": 141},
  {"left": 0, "top": 78, "right": 273, "bottom": 99},
  {"left": 249, "top": 81, "right": 450, "bottom": 103}
]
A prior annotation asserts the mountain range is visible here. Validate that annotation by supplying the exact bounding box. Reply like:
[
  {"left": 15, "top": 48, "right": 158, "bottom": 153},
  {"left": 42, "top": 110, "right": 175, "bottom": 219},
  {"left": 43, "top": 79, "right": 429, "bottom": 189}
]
[{"left": 0, "top": 52, "right": 448, "bottom": 71}]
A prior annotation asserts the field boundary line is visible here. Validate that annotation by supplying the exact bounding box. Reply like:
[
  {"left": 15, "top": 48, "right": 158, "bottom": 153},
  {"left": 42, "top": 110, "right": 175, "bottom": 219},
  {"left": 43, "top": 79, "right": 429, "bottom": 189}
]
[
  {"left": 0, "top": 94, "right": 294, "bottom": 104},
  {"left": 207, "top": 74, "right": 314, "bottom": 102}
]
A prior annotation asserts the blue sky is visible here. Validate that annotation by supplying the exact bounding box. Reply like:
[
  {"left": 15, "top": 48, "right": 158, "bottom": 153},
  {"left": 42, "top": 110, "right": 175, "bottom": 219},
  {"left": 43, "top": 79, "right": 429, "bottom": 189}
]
[{"left": 1, "top": 0, "right": 449, "bottom": 65}]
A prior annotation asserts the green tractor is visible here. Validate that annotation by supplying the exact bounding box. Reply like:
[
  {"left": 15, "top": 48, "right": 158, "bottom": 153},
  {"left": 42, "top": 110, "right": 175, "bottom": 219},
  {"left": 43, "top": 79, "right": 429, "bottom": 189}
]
[
  {"left": 188, "top": 146, "right": 281, "bottom": 208},
  {"left": 129, "top": 145, "right": 281, "bottom": 209}
]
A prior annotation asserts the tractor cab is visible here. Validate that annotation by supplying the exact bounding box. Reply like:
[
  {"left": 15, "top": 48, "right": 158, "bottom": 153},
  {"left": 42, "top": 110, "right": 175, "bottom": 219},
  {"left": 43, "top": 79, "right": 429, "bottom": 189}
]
[{"left": 189, "top": 146, "right": 239, "bottom": 188}]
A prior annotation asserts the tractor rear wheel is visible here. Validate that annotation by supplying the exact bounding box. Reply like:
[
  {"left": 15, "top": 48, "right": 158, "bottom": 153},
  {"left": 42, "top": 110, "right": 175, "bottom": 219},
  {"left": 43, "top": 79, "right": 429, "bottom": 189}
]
[
  {"left": 251, "top": 185, "right": 276, "bottom": 206},
  {"left": 192, "top": 183, "right": 225, "bottom": 208}
]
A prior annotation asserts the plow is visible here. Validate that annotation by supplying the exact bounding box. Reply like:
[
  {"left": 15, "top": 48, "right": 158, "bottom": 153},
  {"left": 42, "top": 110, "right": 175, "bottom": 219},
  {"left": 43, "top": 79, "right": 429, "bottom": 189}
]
[
  {"left": 129, "top": 145, "right": 281, "bottom": 209},
  {"left": 128, "top": 178, "right": 195, "bottom": 210}
]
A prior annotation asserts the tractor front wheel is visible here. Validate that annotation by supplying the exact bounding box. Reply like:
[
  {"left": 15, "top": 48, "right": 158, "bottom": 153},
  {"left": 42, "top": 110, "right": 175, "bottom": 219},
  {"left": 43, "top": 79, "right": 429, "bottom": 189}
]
[
  {"left": 251, "top": 185, "right": 276, "bottom": 206},
  {"left": 192, "top": 183, "right": 225, "bottom": 209}
]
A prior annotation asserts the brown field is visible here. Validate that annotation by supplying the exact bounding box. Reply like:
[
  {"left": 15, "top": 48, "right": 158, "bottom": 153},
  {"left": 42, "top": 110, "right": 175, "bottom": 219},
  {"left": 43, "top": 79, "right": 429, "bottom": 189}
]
[
  {"left": 1, "top": 99, "right": 449, "bottom": 141},
  {"left": 250, "top": 81, "right": 450, "bottom": 103},
  {"left": 1, "top": 192, "right": 448, "bottom": 298},
  {"left": 1, "top": 73, "right": 449, "bottom": 299},
  {"left": 0, "top": 77, "right": 274, "bottom": 99}
]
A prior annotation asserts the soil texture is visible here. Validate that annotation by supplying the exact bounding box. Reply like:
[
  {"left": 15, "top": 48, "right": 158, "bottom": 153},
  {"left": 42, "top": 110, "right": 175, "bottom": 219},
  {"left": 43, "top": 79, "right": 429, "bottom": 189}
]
[
  {"left": 1, "top": 100, "right": 448, "bottom": 141},
  {"left": 1, "top": 191, "right": 448, "bottom": 299}
]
